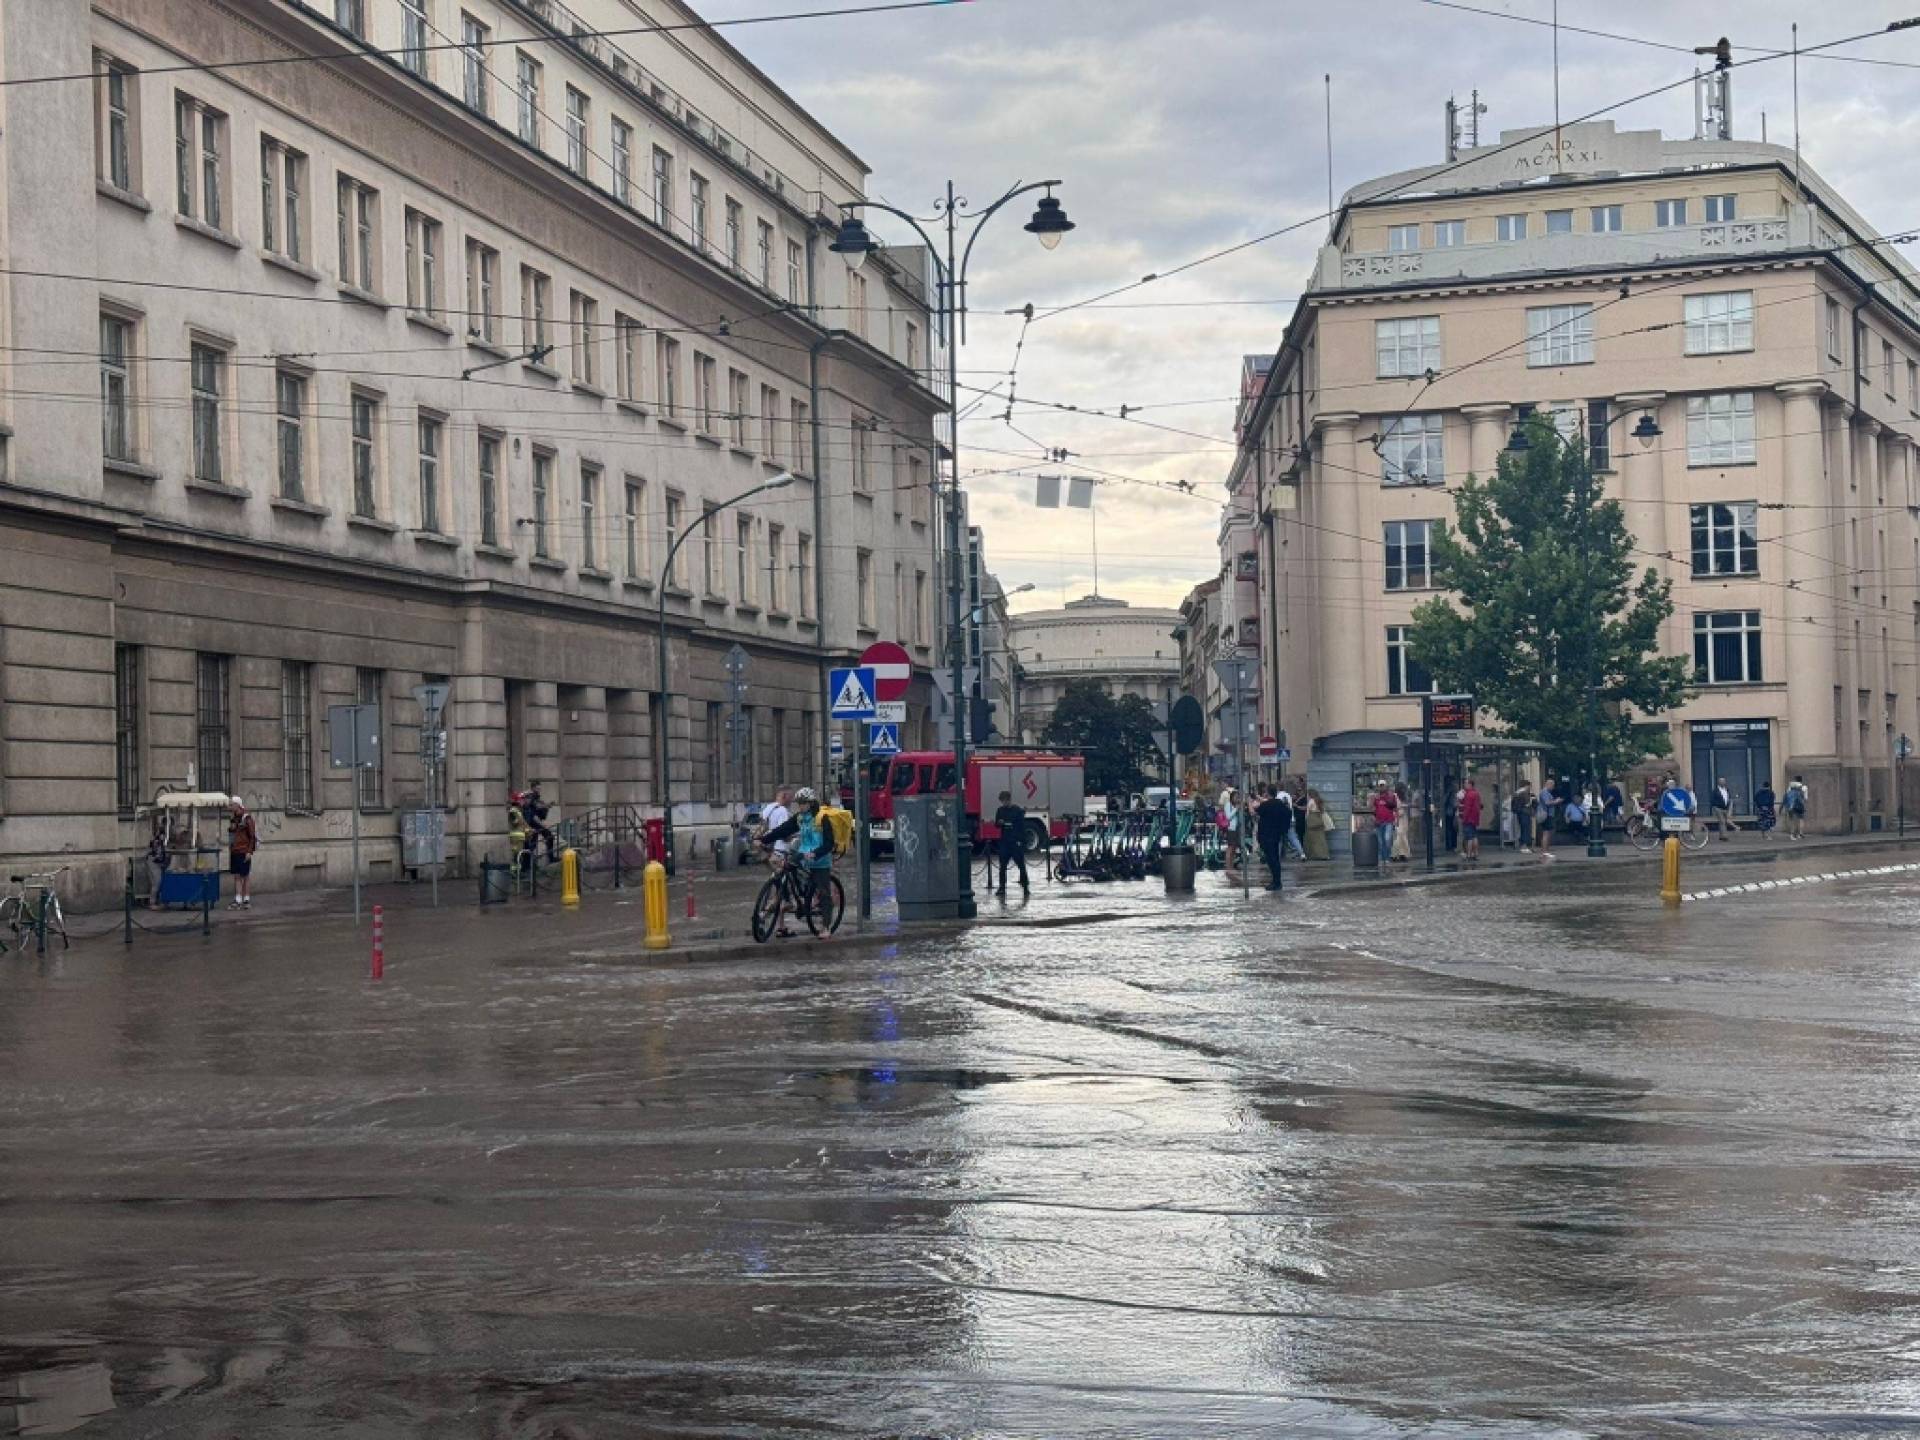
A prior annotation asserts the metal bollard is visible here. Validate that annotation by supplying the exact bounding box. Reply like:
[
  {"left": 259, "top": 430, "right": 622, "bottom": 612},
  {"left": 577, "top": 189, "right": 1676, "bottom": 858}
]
[
  {"left": 1661, "top": 835, "right": 1682, "bottom": 906},
  {"left": 371, "top": 904, "right": 385, "bottom": 980},
  {"left": 643, "top": 860, "right": 670, "bottom": 950},
  {"left": 560, "top": 847, "right": 581, "bottom": 907}
]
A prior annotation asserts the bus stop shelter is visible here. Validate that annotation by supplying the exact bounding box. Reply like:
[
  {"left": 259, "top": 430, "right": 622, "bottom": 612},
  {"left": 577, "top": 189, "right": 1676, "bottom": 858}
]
[{"left": 1307, "top": 729, "right": 1545, "bottom": 859}]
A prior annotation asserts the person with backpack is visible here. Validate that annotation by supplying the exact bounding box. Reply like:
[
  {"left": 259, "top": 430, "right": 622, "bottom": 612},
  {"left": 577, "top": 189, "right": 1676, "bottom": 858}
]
[
  {"left": 991, "top": 789, "right": 1030, "bottom": 895},
  {"left": 227, "top": 798, "right": 259, "bottom": 909},
  {"left": 1459, "top": 778, "right": 1484, "bottom": 862},
  {"left": 1782, "top": 776, "right": 1810, "bottom": 839},
  {"left": 758, "top": 788, "right": 838, "bottom": 936},
  {"left": 1754, "top": 778, "right": 1778, "bottom": 836}
]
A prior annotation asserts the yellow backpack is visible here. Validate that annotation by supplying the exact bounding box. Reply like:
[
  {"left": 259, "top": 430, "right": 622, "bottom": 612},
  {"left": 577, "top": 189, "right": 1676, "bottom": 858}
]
[{"left": 818, "top": 805, "right": 855, "bottom": 858}]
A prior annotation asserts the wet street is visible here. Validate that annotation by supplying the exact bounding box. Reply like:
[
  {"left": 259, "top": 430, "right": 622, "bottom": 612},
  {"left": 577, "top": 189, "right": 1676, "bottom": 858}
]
[{"left": 6, "top": 852, "right": 1920, "bottom": 1437}]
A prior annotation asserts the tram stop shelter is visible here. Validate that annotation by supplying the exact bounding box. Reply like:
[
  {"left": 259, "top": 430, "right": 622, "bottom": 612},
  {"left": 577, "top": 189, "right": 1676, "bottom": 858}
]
[{"left": 1306, "top": 729, "right": 1546, "bottom": 859}]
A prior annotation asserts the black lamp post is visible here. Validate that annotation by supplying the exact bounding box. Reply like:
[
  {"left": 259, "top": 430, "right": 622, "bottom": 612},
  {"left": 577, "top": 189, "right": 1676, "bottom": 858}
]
[
  {"left": 831, "top": 181, "right": 1075, "bottom": 920},
  {"left": 1506, "top": 407, "right": 1662, "bottom": 858}
]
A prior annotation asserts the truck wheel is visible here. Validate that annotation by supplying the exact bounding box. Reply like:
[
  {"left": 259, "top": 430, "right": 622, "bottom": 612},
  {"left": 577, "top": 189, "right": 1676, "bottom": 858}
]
[{"left": 1022, "top": 819, "right": 1048, "bottom": 854}]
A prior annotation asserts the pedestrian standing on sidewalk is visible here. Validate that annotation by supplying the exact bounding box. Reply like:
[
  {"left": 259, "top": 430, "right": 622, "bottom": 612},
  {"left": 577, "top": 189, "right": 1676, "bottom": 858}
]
[
  {"left": 1534, "top": 780, "right": 1557, "bottom": 861},
  {"left": 1754, "top": 778, "right": 1777, "bottom": 836},
  {"left": 1443, "top": 776, "right": 1459, "bottom": 853},
  {"left": 1711, "top": 777, "right": 1735, "bottom": 839},
  {"left": 1460, "top": 778, "right": 1484, "bottom": 862},
  {"left": 1783, "top": 776, "right": 1810, "bottom": 839},
  {"left": 1256, "top": 785, "right": 1291, "bottom": 891},
  {"left": 1391, "top": 781, "right": 1413, "bottom": 863},
  {"left": 1372, "top": 782, "right": 1399, "bottom": 867},
  {"left": 146, "top": 817, "right": 172, "bottom": 909},
  {"left": 992, "top": 790, "right": 1031, "bottom": 895},
  {"left": 1511, "top": 782, "right": 1534, "bottom": 851},
  {"left": 1288, "top": 778, "right": 1310, "bottom": 860},
  {"left": 1304, "top": 788, "right": 1331, "bottom": 861},
  {"left": 1220, "top": 788, "right": 1241, "bottom": 872},
  {"left": 227, "top": 798, "right": 258, "bottom": 909}
]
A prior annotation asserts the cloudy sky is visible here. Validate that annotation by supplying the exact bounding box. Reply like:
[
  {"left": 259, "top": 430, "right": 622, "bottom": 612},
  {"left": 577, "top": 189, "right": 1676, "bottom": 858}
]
[{"left": 730, "top": 0, "right": 1920, "bottom": 612}]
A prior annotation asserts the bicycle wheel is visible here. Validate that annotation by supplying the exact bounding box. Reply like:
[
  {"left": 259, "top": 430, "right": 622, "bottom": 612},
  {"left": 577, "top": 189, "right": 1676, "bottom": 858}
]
[
  {"left": 1682, "top": 823, "right": 1711, "bottom": 851},
  {"left": 0, "top": 895, "right": 22, "bottom": 950},
  {"left": 45, "top": 895, "right": 69, "bottom": 949},
  {"left": 804, "top": 875, "right": 845, "bottom": 936},
  {"left": 750, "top": 874, "right": 786, "bottom": 943},
  {"left": 1626, "top": 819, "right": 1658, "bottom": 852}
]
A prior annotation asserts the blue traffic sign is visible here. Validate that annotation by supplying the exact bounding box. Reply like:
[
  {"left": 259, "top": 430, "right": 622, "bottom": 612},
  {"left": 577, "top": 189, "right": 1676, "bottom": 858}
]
[
  {"left": 1658, "top": 785, "right": 1694, "bottom": 817},
  {"left": 829, "top": 666, "right": 877, "bottom": 719},
  {"left": 868, "top": 722, "right": 901, "bottom": 756}
]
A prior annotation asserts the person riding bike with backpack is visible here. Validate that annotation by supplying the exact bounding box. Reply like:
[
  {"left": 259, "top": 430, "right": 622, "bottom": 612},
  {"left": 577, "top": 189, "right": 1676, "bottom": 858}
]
[
  {"left": 757, "top": 787, "right": 836, "bottom": 934},
  {"left": 509, "top": 784, "right": 558, "bottom": 866}
]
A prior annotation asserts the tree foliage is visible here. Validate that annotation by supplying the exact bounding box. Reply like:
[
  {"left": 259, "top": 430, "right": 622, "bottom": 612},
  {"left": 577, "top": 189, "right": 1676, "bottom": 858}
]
[
  {"left": 1405, "top": 416, "right": 1690, "bottom": 778},
  {"left": 1039, "top": 679, "right": 1162, "bottom": 795}
]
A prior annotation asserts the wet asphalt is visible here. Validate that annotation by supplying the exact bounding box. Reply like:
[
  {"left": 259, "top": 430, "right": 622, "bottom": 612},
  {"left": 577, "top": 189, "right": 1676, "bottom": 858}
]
[{"left": 5, "top": 848, "right": 1920, "bottom": 1437}]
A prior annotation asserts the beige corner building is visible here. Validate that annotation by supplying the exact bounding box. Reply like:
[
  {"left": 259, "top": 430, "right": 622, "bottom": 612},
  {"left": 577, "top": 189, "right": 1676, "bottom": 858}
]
[
  {"left": 0, "top": 0, "right": 949, "bottom": 906},
  {"left": 1232, "top": 120, "right": 1920, "bottom": 832}
]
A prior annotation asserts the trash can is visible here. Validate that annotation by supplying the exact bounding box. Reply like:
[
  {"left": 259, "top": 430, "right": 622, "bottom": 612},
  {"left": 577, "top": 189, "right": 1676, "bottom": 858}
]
[
  {"left": 712, "top": 835, "right": 735, "bottom": 872},
  {"left": 1351, "top": 826, "right": 1380, "bottom": 869},
  {"left": 480, "top": 858, "right": 512, "bottom": 904},
  {"left": 1161, "top": 844, "right": 1197, "bottom": 893}
]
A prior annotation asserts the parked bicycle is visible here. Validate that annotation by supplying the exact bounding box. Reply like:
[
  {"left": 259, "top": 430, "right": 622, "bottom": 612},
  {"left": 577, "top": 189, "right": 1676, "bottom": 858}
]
[
  {"left": 1, "top": 867, "right": 70, "bottom": 952},
  {"left": 750, "top": 852, "right": 845, "bottom": 942},
  {"left": 1624, "top": 813, "right": 1710, "bottom": 852}
]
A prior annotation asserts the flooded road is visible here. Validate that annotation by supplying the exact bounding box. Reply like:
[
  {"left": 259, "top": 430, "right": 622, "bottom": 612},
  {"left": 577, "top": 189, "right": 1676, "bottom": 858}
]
[{"left": 6, "top": 857, "right": 1920, "bottom": 1436}]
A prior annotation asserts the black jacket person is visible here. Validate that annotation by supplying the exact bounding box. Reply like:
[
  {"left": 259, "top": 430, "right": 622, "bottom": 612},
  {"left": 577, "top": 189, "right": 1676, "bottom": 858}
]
[{"left": 991, "top": 791, "right": 1029, "bottom": 893}]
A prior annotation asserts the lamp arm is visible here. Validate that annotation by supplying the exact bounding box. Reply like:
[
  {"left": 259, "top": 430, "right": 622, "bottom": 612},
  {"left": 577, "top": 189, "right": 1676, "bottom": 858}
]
[
  {"left": 955, "top": 180, "right": 1063, "bottom": 291},
  {"left": 840, "top": 199, "right": 949, "bottom": 284}
]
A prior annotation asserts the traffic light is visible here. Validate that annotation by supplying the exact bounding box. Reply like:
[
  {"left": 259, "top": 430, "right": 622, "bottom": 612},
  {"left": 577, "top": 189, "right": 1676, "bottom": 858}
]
[{"left": 969, "top": 695, "right": 996, "bottom": 743}]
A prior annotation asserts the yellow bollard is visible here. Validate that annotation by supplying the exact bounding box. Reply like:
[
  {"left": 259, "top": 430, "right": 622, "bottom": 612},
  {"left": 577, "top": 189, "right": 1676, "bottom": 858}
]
[
  {"left": 1660, "top": 834, "right": 1682, "bottom": 906},
  {"left": 560, "top": 846, "right": 581, "bottom": 906},
  {"left": 642, "top": 860, "right": 670, "bottom": 950}
]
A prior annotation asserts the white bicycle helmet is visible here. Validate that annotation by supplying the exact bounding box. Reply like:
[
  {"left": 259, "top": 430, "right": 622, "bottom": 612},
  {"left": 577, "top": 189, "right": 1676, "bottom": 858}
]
[{"left": 794, "top": 786, "right": 817, "bottom": 804}]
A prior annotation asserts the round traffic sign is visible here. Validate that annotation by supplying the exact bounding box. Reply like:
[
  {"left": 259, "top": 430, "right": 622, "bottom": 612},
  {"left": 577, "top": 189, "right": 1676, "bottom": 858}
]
[
  {"left": 1258, "top": 734, "right": 1278, "bottom": 759},
  {"left": 859, "top": 641, "right": 912, "bottom": 702}
]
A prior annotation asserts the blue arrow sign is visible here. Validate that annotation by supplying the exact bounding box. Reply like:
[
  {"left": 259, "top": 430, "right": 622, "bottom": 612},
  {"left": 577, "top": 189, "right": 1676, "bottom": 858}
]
[
  {"left": 829, "top": 666, "right": 877, "bottom": 719},
  {"left": 868, "top": 722, "right": 901, "bottom": 756}
]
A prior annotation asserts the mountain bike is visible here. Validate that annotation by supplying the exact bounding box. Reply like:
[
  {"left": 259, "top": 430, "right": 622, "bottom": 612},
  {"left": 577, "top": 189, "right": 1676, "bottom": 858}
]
[
  {"left": 1, "top": 867, "right": 70, "bottom": 952},
  {"left": 751, "top": 854, "right": 844, "bottom": 942}
]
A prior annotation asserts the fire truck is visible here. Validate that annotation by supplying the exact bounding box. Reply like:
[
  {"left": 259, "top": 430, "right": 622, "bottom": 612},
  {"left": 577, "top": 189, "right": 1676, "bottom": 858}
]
[{"left": 860, "top": 750, "right": 1085, "bottom": 853}]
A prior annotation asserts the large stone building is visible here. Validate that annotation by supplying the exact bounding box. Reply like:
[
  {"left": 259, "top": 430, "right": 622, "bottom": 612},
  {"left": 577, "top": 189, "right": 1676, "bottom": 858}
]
[
  {"left": 1009, "top": 595, "right": 1180, "bottom": 742},
  {"left": 1232, "top": 120, "right": 1920, "bottom": 832},
  {"left": 0, "top": 0, "right": 947, "bottom": 906}
]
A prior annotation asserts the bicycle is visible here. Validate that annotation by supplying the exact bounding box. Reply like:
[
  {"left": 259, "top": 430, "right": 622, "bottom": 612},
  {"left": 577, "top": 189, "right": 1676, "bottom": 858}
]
[
  {"left": 1624, "top": 813, "right": 1709, "bottom": 852},
  {"left": 750, "top": 853, "right": 844, "bottom": 942},
  {"left": 1, "top": 867, "right": 71, "bottom": 952}
]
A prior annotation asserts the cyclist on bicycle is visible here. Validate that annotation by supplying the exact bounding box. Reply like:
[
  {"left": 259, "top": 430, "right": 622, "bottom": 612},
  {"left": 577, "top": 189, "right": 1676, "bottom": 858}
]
[
  {"left": 509, "top": 785, "right": 558, "bottom": 865},
  {"left": 758, "top": 786, "right": 833, "bottom": 935}
]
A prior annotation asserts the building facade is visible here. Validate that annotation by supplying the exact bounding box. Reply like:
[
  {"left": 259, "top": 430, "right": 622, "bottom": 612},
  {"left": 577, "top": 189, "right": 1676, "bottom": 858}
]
[
  {"left": 1009, "top": 596, "right": 1180, "bottom": 743},
  {"left": 1233, "top": 121, "right": 1920, "bottom": 832},
  {"left": 0, "top": 0, "right": 947, "bottom": 907}
]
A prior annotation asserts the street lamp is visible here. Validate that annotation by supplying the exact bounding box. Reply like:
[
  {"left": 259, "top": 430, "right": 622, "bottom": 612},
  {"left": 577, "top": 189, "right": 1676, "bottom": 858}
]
[
  {"left": 656, "top": 473, "right": 794, "bottom": 869},
  {"left": 832, "top": 178, "right": 1076, "bottom": 920}
]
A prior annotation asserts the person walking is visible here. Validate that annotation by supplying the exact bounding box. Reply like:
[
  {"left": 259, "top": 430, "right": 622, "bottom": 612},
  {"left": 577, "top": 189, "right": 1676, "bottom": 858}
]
[
  {"left": 1754, "top": 778, "right": 1777, "bottom": 836},
  {"left": 1459, "top": 779, "right": 1484, "bottom": 862},
  {"left": 1304, "top": 788, "right": 1331, "bottom": 861},
  {"left": 1371, "top": 782, "right": 1399, "bottom": 868},
  {"left": 1390, "top": 781, "right": 1413, "bottom": 862},
  {"left": 1255, "top": 784, "right": 1291, "bottom": 891},
  {"left": 760, "top": 785, "right": 794, "bottom": 862},
  {"left": 1710, "top": 776, "right": 1735, "bottom": 839},
  {"left": 1533, "top": 780, "right": 1557, "bottom": 861},
  {"left": 1288, "top": 779, "right": 1310, "bottom": 860},
  {"left": 227, "top": 798, "right": 259, "bottom": 909},
  {"left": 991, "top": 789, "right": 1031, "bottom": 895},
  {"left": 1442, "top": 776, "right": 1459, "bottom": 853},
  {"left": 146, "top": 817, "right": 172, "bottom": 909},
  {"left": 1511, "top": 782, "right": 1534, "bottom": 852},
  {"left": 1782, "top": 775, "right": 1810, "bottom": 839},
  {"left": 1220, "top": 787, "right": 1242, "bottom": 873}
]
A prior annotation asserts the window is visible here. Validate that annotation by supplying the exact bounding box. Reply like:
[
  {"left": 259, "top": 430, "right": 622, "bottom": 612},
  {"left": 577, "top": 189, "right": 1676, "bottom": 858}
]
[
  {"left": 1496, "top": 213, "right": 1526, "bottom": 241},
  {"left": 1884, "top": 340, "right": 1897, "bottom": 397},
  {"left": 909, "top": 453, "right": 928, "bottom": 523},
  {"left": 114, "top": 645, "right": 141, "bottom": 817},
  {"left": 1387, "top": 223, "right": 1419, "bottom": 252},
  {"left": 531, "top": 449, "right": 553, "bottom": 558},
  {"left": 1587, "top": 399, "right": 1613, "bottom": 472},
  {"left": 1694, "top": 611, "right": 1763, "bottom": 684},
  {"left": 461, "top": 14, "right": 490, "bottom": 113},
  {"left": 478, "top": 431, "right": 501, "bottom": 546},
  {"left": 736, "top": 514, "right": 754, "bottom": 604},
  {"left": 893, "top": 563, "right": 904, "bottom": 639},
  {"left": 1592, "top": 204, "right": 1623, "bottom": 233},
  {"left": 1704, "top": 194, "right": 1736, "bottom": 223},
  {"left": 96, "top": 57, "right": 139, "bottom": 193},
  {"left": 914, "top": 571, "right": 929, "bottom": 645},
  {"left": 767, "top": 524, "right": 785, "bottom": 611},
  {"left": 724, "top": 199, "right": 742, "bottom": 269},
  {"left": 848, "top": 271, "right": 868, "bottom": 337},
  {"left": 1379, "top": 413, "right": 1444, "bottom": 486},
  {"left": 1385, "top": 626, "right": 1432, "bottom": 696},
  {"left": 690, "top": 173, "right": 709, "bottom": 250},
  {"left": 905, "top": 321, "right": 920, "bottom": 373},
  {"left": 1691, "top": 502, "right": 1759, "bottom": 577},
  {"left": 757, "top": 220, "right": 774, "bottom": 288},
  {"left": 664, "top": 491, "right": 686, "bottom": 585},
  {"left": 259, "top": 138, "right": 305, "bottom": 261},
  {"left": 1909, "top": 359, "right": 1918, "bottom": 413},
  {"left": 404, "top": 209, "right": 441, "bottom": 316},
  {"left": 759, "top": 385, "right": 781, "bottom": 459},
  {"left": 1375, "top": 316, "right": 1440, "bottom": 378},
  {"left": 417, "top": 411, "right": 442, "bottom": 531},
  {"left": 580, "top": 463, "right": 600, "bottom": 569},
  {"left": 516, "top": 52, "right": 541, "bottom": 146},
  {"left": 521, "top": 266, "right": 552, "bottom": 355},
  {"left": 797, "top": 533, "right": 814, "bottom": 617},
  {"left": 1384, "top": 519, "right": 1434, "bottom": 590},
  {"left": 857, "top": 548, "right": 875, "bottom": 628},
  {"left": 1655, "top": 197, "right": 1687, "bottom": 227},
  {"left": 351, "top": 392, "right": 379, "bottom": 516},
  {"left": 336, "top": 174, "right": 377, "bottom": 291},
  {"left": 703, "top": 502, "right": 724, "bottom": 594},
  {"left": 465, "top": 239, "right": 499, "bottom": 344},
  {"left": 1433, "top": 219, "right": 1465, "bottom": 248},
  {"left": 705, "top": 701, "right": 725, "bottom": 801},
  {"left": 100, "top": 312, "right": 135, "bottom": 462},
  {"left": 615, "top": 314, "right": 642, "bottom": 402},
  {"left": 1686, "top": 392, "right": 1756, "bottom": 466},
  {"left": 196, "top": 653, "right": 232, "bottom": 793},
  {"left": 695, "top": 353, "right": 717, "bottom": 432},
  {"left": 569, "top": 290, "right": 598, "bottom": 387},
  {"left": 335, "top": 0, "right": 365, "bottom": 36},
  {"left": 727, "top": 369, "right": 748, "bottom": 446},
  {"left": 276, "top": 368, "right": 307, "bottom": 499},
  {"left": 1545, "top": 209, "right": 1573, "bottom": 235},
  {"left": 563, "top": 85, "right": 588, "bottom": 175},
  {"left": 174, "top": 94, "right": 226, "bottom": 228},
  {"left": 623, "top": 478, "right": 644, "bottom": 579},
  {"left": 1826, "top": 297, "right": 1844, "bottom": 360},
  {"left": 790, "top": 399, "right": 810, "bottom": 474},
  {"left": 189, "top": 341, "right": 225, "bottom": 483},
  {"left": 853, "top": 419, "right": 873, "bottom": 492},
  {"left": 1526, "top": 303, "right": 1594, "bottom": 367},
  {"left": 281, "top": 661, "right": 313, "bottom": 812},
  {"left": 656, "top": 334, "right": 680, "bottom": 416},
  {"left": 1684, "top": 291, "right": 1753, "bottom": 355},
  {"left": 355, "top": 668, "right": 384, "bottom": 810},
  {"left": 787, "top": 240, "right": 803, "bottom": 303},
  {"left": 651, "top": 147, "right": 673, "bottom": 227},
  {"left": 611, "top": 118, "right": 633, "bottom": 204},
  {"left": 400, "top": 0, "right": 428, "bottom": 74}
]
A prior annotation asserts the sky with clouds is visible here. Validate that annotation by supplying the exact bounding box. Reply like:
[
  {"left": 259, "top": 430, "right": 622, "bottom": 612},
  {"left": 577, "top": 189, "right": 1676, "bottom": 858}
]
[{"left": 730, "top": 0, "right": 1920, "bottom": 612}]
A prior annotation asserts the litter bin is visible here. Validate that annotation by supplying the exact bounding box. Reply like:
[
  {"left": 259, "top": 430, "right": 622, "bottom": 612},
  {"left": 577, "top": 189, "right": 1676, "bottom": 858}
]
[
  {"left": 644, "top": 817, "right": 667, "bottom": 865},
  {"left": 712, "top": 836, "right": 735, "bottom": 872},
  {"left": 1351, "top": 826, "right": 1380, "bottom": 869},
  {"left": 1161, "top": 844, "right": 1197, "bottom": 893},
  {"left": 895, "top": 793, "right": 961, "bottom": 921}
]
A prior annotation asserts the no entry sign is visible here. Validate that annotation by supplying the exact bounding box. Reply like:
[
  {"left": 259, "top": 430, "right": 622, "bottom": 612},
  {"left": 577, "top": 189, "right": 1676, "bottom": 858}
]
[{"left": 859, "top": 641, "right": 912, "bottom": 703}]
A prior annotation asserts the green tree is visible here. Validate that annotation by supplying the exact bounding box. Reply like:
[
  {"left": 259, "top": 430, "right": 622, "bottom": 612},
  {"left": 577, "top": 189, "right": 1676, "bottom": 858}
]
[
  {"left": 1406, "top": 415, "right": 1690, "bottom": 779},
  {"left": 1039, "top": 679, "right": 1162, "bottom": 795}
]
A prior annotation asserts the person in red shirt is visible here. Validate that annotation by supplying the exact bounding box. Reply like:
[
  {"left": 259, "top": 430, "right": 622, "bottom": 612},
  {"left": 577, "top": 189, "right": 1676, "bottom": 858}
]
[
  {"left": 1370, "top": 782, "right": 1399, "bottom": 868},
  {"left": 1458, "top": 779, "right": 1484, "bottom": 862}
]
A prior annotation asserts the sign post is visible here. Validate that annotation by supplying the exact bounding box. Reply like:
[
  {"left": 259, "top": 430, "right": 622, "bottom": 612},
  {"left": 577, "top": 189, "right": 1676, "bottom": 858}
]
[
  {"left": 327, "top": 703, "right": 381, "bottom": 922},
  {"left": 1899, "top": 732, "right": 1912, "bottom": 839},
  {"left": 1214, "top": 657, "right": 1258, "bottom": 899},
  {"left": 411, "top": 682, "right": 450, "bottom": 906},
  {"left": 830, "top": 666, "right": 878, "bottom": 923},
  {"left": 1420, "top": 694, "right": 1475, "bottom": 871}
]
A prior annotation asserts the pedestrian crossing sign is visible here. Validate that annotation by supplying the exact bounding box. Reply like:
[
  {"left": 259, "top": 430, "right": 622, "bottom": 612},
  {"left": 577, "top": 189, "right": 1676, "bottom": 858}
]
[
  {"left": 869, "top": 723, "right": 901, "bottom": 756},
  {"left": 829, "top": 666, "right": 877, "bottom": 718}
]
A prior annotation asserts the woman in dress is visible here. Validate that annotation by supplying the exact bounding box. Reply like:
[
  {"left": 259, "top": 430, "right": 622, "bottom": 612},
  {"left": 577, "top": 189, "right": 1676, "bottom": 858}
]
[
  {"left": 1754, "top": 777, "right": 1778, "bottom": 836},
  {"left": 1304, "top": 788, "right": 1331, "bottom": 861},
  {"left": 1390, "top": 781, "right": 1413, "bottom": 862}
]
